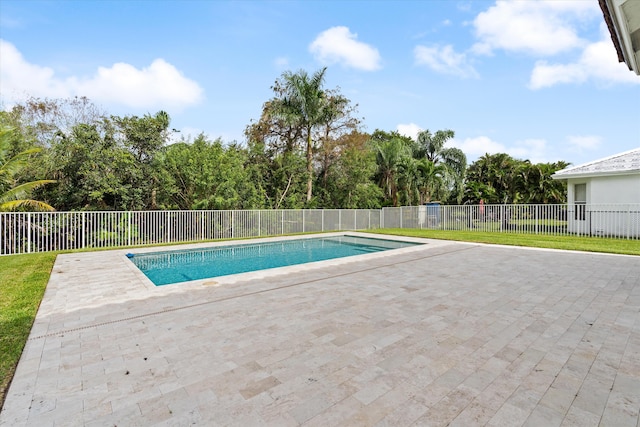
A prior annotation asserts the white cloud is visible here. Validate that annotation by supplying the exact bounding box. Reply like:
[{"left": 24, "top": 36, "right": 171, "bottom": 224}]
[
  {"left": 451, "top": 136, "right": 506, "bottom": 158},
  {"left": 529, "top": 31, "right": 640, "bottom": 89},
  {"left": 509, "top": 138, "right": 547, "bottom": 163},
  {"left": 397, "top": 123, "right": 422, "bottom": 141},
  {"left": 274, "top": 56, "right": 289, "bottom": 69},
  {"left": 471, "top": 1, "right": 598, "bottom": 56},
  {"left": 414, "top": 44, "right": 478, "bottom": 78},
  {"left": 566, "top": 135, "right": 601, "bottom": 152},
  {"left": 0, "top": 39, "right": 70, "bottom": 99},
  {"left": 452, "top": 136, "right": 549, "bottom": 163},
  {"left": 0, "top": 39, "right": 203, "bottom": 111},
  {"left": 309, "top": 26, "right": 381, "bottom": 71}
]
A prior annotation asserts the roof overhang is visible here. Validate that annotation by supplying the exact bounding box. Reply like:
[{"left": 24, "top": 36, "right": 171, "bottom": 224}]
[
  {"left": 552, "top": 169, "right": 640, "bottom": 180},
  {"left": 599, "top": 0, "right": 640, "bottom": 75}
]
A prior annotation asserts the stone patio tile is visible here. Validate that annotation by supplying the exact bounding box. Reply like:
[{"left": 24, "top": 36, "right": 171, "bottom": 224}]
[
  {"left": 560, "top": 405, "right": 601, "bottom": 426},
  {"left": 373, "top": 397, "right": 429, "bottom": 426},
  {"left": 523, "top": 403, "right": 565, "bottom": 427},
  {"left": 1, "top": 235, "right": 639, "bottom": 426}
]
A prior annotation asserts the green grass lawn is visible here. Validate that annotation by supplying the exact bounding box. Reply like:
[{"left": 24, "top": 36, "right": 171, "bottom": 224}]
[
  {"left": 370, "top": 228, "right": 640, "bottom": 256},
  {"left": 0, "top": 252, "right": 56, "bottom": 407},
  {"left": 1, "top": 229, "right": 638, "bottom": 408}
]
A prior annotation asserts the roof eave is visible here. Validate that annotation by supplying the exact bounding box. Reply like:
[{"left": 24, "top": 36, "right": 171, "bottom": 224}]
[
  {"left": 552, "top": 169, "right": 640, "bottom": 180},
  {"left": 599, "top": 0, "right": 629, "bottom": 66},
  {"left": 600, "top": 0, "right": 640, "bottom": 75}
]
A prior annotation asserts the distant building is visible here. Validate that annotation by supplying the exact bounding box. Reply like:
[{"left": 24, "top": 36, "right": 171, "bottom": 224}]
[{"left": 552, "top": 148, "right": 640, "bottom": 237}]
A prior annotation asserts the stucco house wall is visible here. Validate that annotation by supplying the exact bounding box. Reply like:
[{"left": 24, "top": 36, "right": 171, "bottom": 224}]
[{"left": 553, "top": 148, "right": 640, "bottom": 237}]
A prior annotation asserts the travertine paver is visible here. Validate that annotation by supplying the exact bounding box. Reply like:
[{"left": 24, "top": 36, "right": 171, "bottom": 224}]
[{"left": 1, "top": 232, "right": 639, "bottom": 426}]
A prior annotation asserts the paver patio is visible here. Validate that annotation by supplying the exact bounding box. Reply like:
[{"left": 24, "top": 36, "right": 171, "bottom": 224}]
[{"left": 1, "top": 233, "right": 639, "bottom": 426}]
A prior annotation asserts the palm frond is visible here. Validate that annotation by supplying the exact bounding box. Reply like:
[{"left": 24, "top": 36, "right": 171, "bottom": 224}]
[
  {"left": 0, "top": 180, "right": 56, "bottom": 204},
  {"left": 0, "top": 199, "right": 55, "bottom": 212}
]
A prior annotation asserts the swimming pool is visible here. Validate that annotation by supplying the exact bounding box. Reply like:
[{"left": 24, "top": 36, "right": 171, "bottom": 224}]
[{"left": 128, "top": 235, "right": 422, "bottom": 286}]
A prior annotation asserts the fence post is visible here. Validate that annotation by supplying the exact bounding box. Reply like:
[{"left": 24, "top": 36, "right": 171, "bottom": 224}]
[
  {"left": 128, "top": 212, "right": 132, "bottom": 247},
  {"left": 303, "top": 209, "right": 305, "bottom": 233},
  {"left": 199, "top": 212, "right": 203, "bottom": 241},
  {"left": 82, "top": 212, "right": 86, "bottom": 248},
  {"left": 166, "top": 211, "right": 170, "bottom": 243},
  {"left": 535, "top": 205, "right": 539, "bottom": 235},
  {"left": 322, "top": 210, "right": 325, "bottom": 232},
  {"left": 339, "top": 210, "right": 342, "bottom": 231},
  {"left": 27, "top": 212, "right": 32, "bottom": 253}
]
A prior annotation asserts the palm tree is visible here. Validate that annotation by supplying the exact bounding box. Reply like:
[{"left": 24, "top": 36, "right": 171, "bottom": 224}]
[
  {"left": 416, "top": 158, "right": 448, "bottom": 204},
  {"left": 0, "top": 126, "right": 55, "bottom": 211},
  {"left": 416, "top": 129, "right": 467, "bottom": 203},
  {"left": 373, "top": 137, "right": 411, "bottom": 206},
  {"left": 278, "top": 68, "right": 329, "bottom": 203},
  {"left": 516, "top": 161, "right": 569, "bottom": 204}
]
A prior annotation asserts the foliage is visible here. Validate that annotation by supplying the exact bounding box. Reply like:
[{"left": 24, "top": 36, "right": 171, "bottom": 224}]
[
  {"left": 464, "top": 153, "right": 568, "bottom": 204},
  {"left": 371, "top": 132, "right": 412, "bottom": 206},
  {"left": 415, "top": 129, "right": 466, "bottom": 203},
  {"left": 158, "top": 134, "right": 264, "bottom": 210},
  {"left": 245, "top": 69, "right": 363, "bottom": 207},
  {"left": 2, "top": 86, "right": 571, "bottom": 212},
  {"left": 2, "top": 96, "right": 106, "bottom": 150},
  {"left": 317, "top": 132, "right": 383, "bottom": 208},
  {"left": 0, "top": 252, "right": 56, "bottom": 407},
  {"left": 0, "top": 126, "right": 55, "bottom": 212},
  {"left": 275, "top": 67, "right": 330, "bottom": 202},
  {"left": 369, "top": 129, "right": 463, "bottom": 206}
]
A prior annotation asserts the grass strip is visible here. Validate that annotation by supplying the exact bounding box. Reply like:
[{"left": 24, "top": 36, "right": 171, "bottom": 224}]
[
  {"left": 370, "top": 228, "right": 640, "bottom": 256},
  {"left": 0, "top": 252, "right": 56, "bottom": 408}
]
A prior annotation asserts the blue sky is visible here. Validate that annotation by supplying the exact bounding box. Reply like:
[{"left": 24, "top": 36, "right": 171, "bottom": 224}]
[{"left": 1, "top": 0, "right": 639, "bottom": 167}]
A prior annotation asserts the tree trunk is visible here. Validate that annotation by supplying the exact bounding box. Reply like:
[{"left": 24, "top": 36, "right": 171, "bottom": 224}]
[
  {"left": 151, "top": 188, "right": 157, "bottom": 210},
  {"left": 306, "top": 129, "right": 313, "bottom": 202}
]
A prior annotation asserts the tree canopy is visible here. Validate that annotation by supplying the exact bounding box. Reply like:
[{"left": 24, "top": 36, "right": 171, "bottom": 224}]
[{"left": 1, "top": 70, "right": 570, "bottom": 212}]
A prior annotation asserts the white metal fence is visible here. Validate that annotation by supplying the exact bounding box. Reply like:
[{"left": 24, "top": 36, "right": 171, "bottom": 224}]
[
  {"left": 382, "top": 204, "right": 640, "bottom": 240},
  {"left": 0, "top": 209, "right": 381, "bottom": 255},
  {"left": 2, "top": 204, "right": 638, "bottom": 255}
]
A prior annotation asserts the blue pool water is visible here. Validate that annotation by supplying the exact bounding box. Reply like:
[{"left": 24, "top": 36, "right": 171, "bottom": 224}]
[{"left": 128, "top": 235, "right": 422, "bottom": 286}]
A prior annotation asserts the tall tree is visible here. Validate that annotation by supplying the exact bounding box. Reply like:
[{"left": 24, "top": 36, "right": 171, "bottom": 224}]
[
  {"left": 246, "top": 69, "right": 361, "bottom": 207},
  {"left": 276, "top": 67, "right": 329, "bottom": 203},
  {"left": 112, "top": 111, "right": 171, "bottom": 209},
  {"left": 415, "top": 158, "right": 448, "bottom": 204},
  {"left": 416, "top": 129, "right": 466, "bottom": 203},
  {"left": 372, "top": 135, "right": 412, "bottom": 206},
  {"left": 316, "top": 131, "right": 382, "bottom": 208},
  {"left": 5, "top": 96, "right": 106, "bottom": 149}
]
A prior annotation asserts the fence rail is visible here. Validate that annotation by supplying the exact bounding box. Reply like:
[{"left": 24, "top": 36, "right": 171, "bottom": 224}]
[
  {"left": 1, "top": 204, "right": 638, "bottom": 255},
  {"left": 382, "top": 204, "right": 640, "bottom": 240},
  {"left": 0, "top": 209, "right": 381, "bottom": 255}
]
